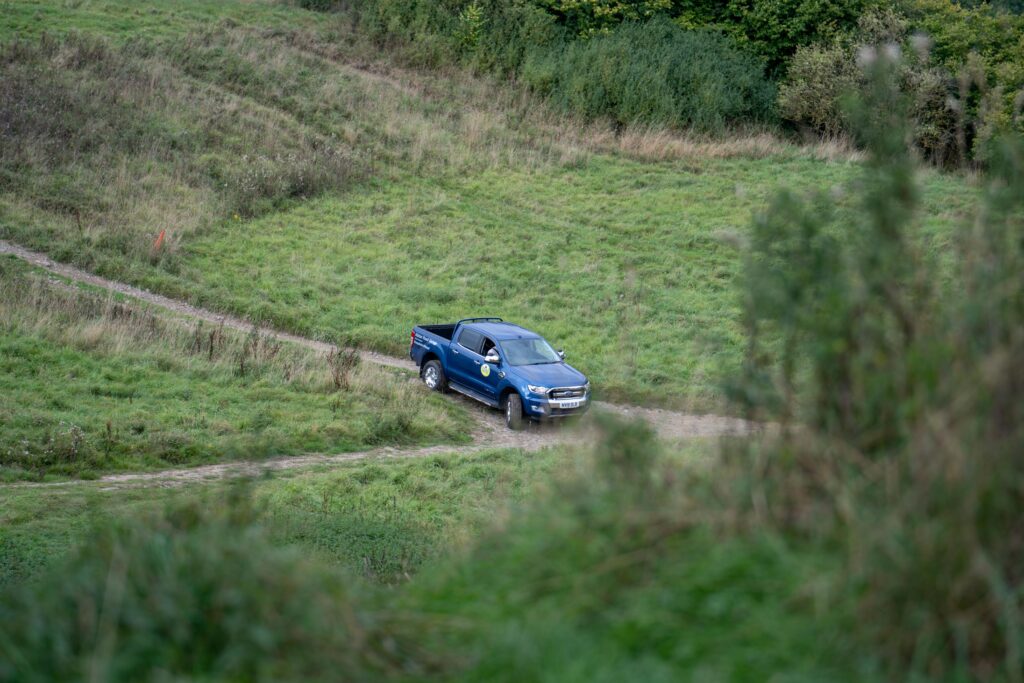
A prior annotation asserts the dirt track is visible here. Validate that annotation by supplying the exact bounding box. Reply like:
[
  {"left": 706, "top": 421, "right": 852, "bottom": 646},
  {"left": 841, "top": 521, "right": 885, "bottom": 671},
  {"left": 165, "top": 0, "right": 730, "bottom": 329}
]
[{"left": 1, "top": 239, "right": 755, "bottom": 488}]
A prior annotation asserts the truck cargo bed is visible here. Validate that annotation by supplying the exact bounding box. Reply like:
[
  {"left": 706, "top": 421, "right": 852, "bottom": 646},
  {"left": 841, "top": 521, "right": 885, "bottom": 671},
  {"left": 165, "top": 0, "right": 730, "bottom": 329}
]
[{"left": 417, "top": 324, "right": 456, "bottom": 340}]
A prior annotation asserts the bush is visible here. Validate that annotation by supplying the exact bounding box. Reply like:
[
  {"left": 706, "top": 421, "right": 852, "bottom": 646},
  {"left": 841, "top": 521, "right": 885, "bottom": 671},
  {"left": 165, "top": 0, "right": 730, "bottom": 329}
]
[
  {"left": 296, "top": 0, "right": 340, "bottom": 10},
  {"left": 522, "top": 18, "right": 776, "bottom": 131},
  {"left": 897, "top": 0, "right": 1024, "bottom": 158},
  {"left": 901, "top": 0, "right": 1024, "bottom": 74},
  {"left": 533, "top": 0, "right": 672, "bottom": 37},
  {"left": 0, "top": 495, "right": 440, "bottom": 682},
  {"left": 780, "top": 2, "right": 1024, "bottom": 165},
  {"left": 676, "top": 0, "right": 866, "bottom": 76},
  {"left": 357, "top": 0, "right": 457, "bottom": 66},
  {"left": 462, "top": 0, "right": 564, "bottom": 73},
  {"left": 778, "top": 41, "right": 859, "bottom": 135},
  {"left": 732, "top": 55, "right": 1024, "bottom": 678},
  {"left": 354, "top": 2, "right": 779, "bottom": 130},
  {"left": 358, "top": 0, "right": 562, "bottom": 73}
]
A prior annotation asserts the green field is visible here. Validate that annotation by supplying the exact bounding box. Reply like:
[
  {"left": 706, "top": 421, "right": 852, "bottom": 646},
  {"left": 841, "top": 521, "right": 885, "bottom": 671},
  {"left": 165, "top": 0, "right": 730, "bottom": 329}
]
[
  {"left": 1, "top": 435, "right": 876, "bottom": 682},
  {"left": 0, "top": 1, "right": 1016, "bottom": 680},
  {"left": 0, "top": 0, "right": 977, "bottom": 409},
  {"left": 173, "top": 158, "right": 973, "bottom": 407},
  {"left": 0, "top": 257, "right": 468, "bottom": 481},
  {"left": 0, "top": 445, "right": 562, "bottom": 586},
  {"left": 0, "top": 0, "right": 325, "bottom": 39}
]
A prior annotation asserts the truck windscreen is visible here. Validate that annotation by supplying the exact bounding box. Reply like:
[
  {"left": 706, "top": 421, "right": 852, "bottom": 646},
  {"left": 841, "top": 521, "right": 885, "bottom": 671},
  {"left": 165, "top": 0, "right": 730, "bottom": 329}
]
[{"left": 501, "top": 338, "right": 560, "bottom": 366}]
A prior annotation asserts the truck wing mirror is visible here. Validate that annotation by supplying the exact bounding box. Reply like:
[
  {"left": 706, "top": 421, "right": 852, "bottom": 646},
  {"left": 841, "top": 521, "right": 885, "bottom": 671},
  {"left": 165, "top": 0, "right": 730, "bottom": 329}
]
[
  {"left": 484, "top": 349, "right": 501, "bottom": 364},
  {"left": 557, "top": 350, "right": 565, "bottom": 360}
]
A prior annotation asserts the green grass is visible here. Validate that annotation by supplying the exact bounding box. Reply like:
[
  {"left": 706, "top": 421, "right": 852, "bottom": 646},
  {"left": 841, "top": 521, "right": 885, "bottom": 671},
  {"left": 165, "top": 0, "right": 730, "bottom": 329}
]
[
  {"left": 0, "top": 2, "right": 1013, "bottom": 680},
  {"left": 0, "top": 257, "right": 468, "bottom": 481},
  {"left": 157, "top": 158, "right": 974, "bottom": 408},
  {"left": 0, "top": 430, "right": 880, "bottom": 682},
  {"left": 418, "top": 532, "right": 871, "bottom": 683},
  {"left": 0, "top": 446, "right": 565, "bottom": 586},
  {"left": 0, "top": 0, "right": 979, "bottom": 408},
  {"left": 256, "top": 447, "right": 566, "bottom": 582},
  {"left": 0, "top": 0, "right": 326, "bottom": 40},
  {"left": 0, "top": 482, "right": 180, "bottom": 587}
]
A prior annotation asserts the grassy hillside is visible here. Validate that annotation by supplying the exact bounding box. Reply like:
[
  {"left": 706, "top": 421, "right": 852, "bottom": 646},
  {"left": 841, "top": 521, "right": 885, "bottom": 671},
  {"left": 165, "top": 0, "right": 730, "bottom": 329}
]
[
  {"left": 0, "top": 426, "right": 877, "bottom": 683},
  {"left": 0, "top": 257, "right": 467, "bottom": 481},
  {"left": 1, "top": 3, "right": 1020, "bottom": 681},
  {"left": 0, "top": 0, "right": 977, "bottom": 408},
  {"left": 172, "top": 157, "right": 972, "bottom": 407},
  {"left": 0, "top": 445, "right": 562, "bottom": 586}
]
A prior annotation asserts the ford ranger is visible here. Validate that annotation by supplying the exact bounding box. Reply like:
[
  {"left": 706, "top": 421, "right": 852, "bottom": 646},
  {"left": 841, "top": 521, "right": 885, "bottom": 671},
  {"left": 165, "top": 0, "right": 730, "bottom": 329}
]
[{"left": 409, "top": 318, "right": 590, "bottom": 429}]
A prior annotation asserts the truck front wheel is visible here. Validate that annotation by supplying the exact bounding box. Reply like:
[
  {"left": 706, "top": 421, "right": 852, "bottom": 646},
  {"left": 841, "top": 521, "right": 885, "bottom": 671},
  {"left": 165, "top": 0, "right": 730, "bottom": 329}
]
[
  {"left": 504, "top": 393, "right": 525, "bottom": 430},
  {"left": 422, "top": 360, "right": 446, "bottom": 392}
]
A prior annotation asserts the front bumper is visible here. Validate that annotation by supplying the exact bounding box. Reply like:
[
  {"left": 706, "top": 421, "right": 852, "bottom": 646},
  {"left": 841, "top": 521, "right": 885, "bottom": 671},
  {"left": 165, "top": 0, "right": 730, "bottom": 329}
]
[{"left": 523, "top": 393, "right": 591, "bottom": 419}]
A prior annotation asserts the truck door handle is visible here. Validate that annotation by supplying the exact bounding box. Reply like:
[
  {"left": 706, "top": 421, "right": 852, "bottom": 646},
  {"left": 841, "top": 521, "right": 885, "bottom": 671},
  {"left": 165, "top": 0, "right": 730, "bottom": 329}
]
[
  {"left": 473, "top": 360, "right": 481, "bottom": 365},
  {"left": 452, "top": 348, "right": 460, "bottom": 355}
]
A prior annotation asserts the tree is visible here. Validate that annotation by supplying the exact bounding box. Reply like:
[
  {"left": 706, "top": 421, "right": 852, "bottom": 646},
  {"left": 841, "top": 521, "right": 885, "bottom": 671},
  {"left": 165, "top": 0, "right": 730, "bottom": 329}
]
[{"left": 532, "top": 0, "right": 672, "bottom": 36}]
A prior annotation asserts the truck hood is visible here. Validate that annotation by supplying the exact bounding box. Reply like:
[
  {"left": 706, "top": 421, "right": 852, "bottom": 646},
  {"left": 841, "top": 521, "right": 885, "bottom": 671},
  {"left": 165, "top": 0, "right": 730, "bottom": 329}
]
[{"left": 508, "top": 362, "right": 587, "bottom": 389}]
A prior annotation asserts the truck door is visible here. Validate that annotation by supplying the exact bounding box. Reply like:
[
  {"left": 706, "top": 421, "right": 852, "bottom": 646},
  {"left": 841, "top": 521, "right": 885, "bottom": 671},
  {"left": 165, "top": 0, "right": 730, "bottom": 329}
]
[
  {"left": 476, "top": 336, "right": 503, "bottom": 401},
  {"left": 449, "top": 327, "right": 484, "bottom": 391},
  {"left": 449, "top": 329, "right": 501, "bottom": 402}
]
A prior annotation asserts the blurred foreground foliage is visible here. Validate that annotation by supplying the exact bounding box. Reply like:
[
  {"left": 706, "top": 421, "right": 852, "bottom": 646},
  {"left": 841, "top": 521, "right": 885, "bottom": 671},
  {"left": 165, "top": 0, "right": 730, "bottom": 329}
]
[
  {"left": 0, "top": 491, "right": 447, "bottom": 682},
  {"left": 0, "top": 424, "right": 871, "bottom": 683},
  {"left": 732, "top": 54, "right": 1024, "bottom": 679}
]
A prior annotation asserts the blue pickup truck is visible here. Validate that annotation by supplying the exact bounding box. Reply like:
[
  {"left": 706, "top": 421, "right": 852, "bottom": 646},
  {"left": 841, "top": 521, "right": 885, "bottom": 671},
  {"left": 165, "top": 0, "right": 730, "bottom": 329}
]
[{"left": 410, "top": 318, "right": 590, "bottom": 429}]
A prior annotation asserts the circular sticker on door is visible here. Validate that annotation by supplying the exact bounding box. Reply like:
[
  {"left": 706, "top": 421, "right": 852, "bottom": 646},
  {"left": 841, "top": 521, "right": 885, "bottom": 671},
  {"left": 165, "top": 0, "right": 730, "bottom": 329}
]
[{"left": 481, "top": 364, "right": 491, "bottom": 377}]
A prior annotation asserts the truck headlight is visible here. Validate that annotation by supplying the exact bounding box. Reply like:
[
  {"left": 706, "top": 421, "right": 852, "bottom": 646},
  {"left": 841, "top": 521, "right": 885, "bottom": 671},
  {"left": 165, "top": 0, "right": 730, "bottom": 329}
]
[
  {"left": 527, "top": 385, "right": 549, "bottom": 395},
  {"left": 584, "top": 381, "right": 590, "bottom": 392}
]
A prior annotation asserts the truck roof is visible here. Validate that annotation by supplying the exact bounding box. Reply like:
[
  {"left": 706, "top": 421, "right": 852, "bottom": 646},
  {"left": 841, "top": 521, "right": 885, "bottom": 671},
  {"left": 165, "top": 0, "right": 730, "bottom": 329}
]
[{"left": 465, "top": 321, "right": 539, "bottom": 341}]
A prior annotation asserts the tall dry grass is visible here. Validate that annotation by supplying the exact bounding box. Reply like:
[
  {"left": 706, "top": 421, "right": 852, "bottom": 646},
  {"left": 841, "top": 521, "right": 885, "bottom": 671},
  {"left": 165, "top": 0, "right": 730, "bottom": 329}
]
[
  {"left": 1, "top": 22, "right": 858, "bottom": 278},
  {"left": 0, "top": 265, "right": 412, "bottom": 399},
  {"left": 0, "top": 260, "right": 468, "bottom": 478},
  {"left": 0, "top": 31, "right": 356, "bottom": 264},
  {"left": 239, "top": 21, "right": 857, "bottom": 168}
]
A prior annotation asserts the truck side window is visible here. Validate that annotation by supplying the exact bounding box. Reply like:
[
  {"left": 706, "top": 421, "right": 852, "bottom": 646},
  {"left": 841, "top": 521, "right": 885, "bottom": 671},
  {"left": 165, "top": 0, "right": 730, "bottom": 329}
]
[
  {"left": 481, "top": 338, "right": 496, "bottom": 356},
  {"left": 458, "top": 328, "right": 483, "bottom": 355}
]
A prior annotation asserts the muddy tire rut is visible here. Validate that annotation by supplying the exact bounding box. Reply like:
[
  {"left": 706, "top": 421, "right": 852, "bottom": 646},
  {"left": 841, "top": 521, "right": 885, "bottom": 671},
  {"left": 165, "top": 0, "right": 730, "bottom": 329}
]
[{"left": 1, "top": 240, "right": 755, "bottom": 489}]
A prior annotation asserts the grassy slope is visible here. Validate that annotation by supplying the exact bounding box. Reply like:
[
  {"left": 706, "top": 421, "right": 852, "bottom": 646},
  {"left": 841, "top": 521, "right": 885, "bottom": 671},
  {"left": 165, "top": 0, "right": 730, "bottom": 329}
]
[
  {"left": 0, "top": 0, "right": 977, "bottom": 409},
  {"left": 0, "top": 4, "right": 999, "bottom": 679},
  {"left": 175, "top": 158, "right": 972, "bottom": 407},
  {"left": 0, "top": 0, "right": 319, "bottom": 38},
  {"left": 0, "top": 447, "right": 563, "bottom": 585},
  {"left": 1, "top": 437, "right": 878, "bottom": 682},
  {"left": 0, "top": 257, "right": 468, "bottom": 481}
]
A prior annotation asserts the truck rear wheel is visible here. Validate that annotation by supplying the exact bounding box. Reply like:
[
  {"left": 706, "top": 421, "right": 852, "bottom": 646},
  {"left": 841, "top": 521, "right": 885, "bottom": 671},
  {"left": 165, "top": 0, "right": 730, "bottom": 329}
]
[
  {"left": 422, "top": 360, "right": 446, "bottom": 392},
  {"left": 504, "top": 393, "right": 525, "bottom": 430}
]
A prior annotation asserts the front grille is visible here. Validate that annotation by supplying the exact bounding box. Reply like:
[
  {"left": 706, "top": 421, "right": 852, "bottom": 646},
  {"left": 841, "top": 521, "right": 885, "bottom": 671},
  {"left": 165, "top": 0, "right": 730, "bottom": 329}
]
[
  {"left": 549, "top": 386, "right": 586, "bottom": 399},
  {"left": 550, "top": 408, "right": 580, "bottom": 417}
]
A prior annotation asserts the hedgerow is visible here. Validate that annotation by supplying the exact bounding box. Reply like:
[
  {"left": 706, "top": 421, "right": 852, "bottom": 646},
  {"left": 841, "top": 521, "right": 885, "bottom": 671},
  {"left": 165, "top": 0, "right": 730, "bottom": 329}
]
[
  {"left": 354, "top": 1, "right": 777, "bottom": 130},
  {"left": 522, "top": 18, "right": 776, "bottom": 131},
  {"left": 344, "top": 0, "right": 1024, "bottom": 164}
]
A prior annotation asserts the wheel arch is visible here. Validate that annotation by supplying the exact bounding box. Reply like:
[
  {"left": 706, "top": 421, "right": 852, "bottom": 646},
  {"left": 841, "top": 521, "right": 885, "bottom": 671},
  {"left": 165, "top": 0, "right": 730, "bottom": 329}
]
[{"left": 499, "top": 385, "right": 521, "bottom": 406}]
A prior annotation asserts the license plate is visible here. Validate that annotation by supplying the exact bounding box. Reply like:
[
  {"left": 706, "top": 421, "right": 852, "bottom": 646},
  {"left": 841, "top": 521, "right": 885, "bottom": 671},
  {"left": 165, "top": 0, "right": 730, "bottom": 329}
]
[{"left": 556, "top": 400, "right": 581, "bottom": 409}]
